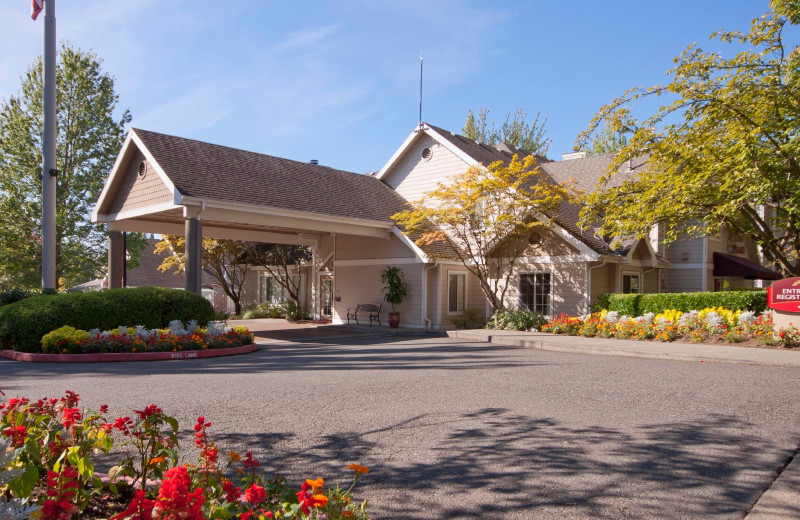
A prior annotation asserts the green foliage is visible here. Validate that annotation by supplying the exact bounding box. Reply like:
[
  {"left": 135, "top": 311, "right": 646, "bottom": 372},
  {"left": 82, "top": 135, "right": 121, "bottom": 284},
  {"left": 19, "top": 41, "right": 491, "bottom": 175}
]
[
  {"left": 0, "top": 288, "right": 36, "bottom": 307},
  {"left": 0, "top": 287, "right": 214, "bottom": 352},
  {"left": 586, "top": 121, "right": 628, "bottom": 155},
  {"left": 241, "top": 301, "right": 289, "bottom": 319},
  {"left": 41, "top": 326, "right": 90, "bottom": 354},
  {"left": 452, "top": 309, "right": 482, "bottom": 329},
  {"left": 0, "top": 44, "right": 132, "bottom": 289},
  {"left": 462, "top": 108, "right": 551, "bottom": 156},
  {"left": 381, "top": 266, "right": 408, "bottom": 312},
  {"left": 488, "top": 308, "right": 548, "bottom": 331},
  {"left": 578, "top": 2, "right": 800, "bottom": 276},
  {"left": 603, "top": 291, "right": 767, "bottom": 317},
  {"left": 244, "top": 243, "right": 312, "bottom": 320}
]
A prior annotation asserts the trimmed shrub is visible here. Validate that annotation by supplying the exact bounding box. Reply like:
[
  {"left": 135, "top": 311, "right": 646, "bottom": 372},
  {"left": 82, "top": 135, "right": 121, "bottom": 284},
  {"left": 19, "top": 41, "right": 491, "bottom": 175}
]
[
  {"left": 603, "top": 290, "right": 767, "bottom": 317},
  {"left": 0, "top": 288, "right": 36, "bottom": 307},
  {"left": 41, "top": 326, "right": 90, "bottom": 354},
  {"left": 0, "top": 287, "right": 214, "bottom": 352},
  {"left": 488, "top": 309, "right": 548, "bottom": 331}
]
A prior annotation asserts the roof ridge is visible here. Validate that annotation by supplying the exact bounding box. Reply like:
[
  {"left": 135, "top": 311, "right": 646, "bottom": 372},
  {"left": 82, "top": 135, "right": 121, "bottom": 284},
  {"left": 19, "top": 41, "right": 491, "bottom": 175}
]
[{"left": 132, "top": 127, "right": 365, "bottom": 177}]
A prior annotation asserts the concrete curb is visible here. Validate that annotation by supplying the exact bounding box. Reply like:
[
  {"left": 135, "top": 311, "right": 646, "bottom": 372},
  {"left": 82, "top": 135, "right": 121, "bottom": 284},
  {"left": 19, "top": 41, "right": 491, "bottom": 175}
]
[
  {"left": 745, "top": 449, "right": 800, "bottom": 519},
  {"left": 0, "top": 344, "right": 259, "bottom": 363},
  {"left": 447, "top": 330, "right": 800, "bottom": 368}
]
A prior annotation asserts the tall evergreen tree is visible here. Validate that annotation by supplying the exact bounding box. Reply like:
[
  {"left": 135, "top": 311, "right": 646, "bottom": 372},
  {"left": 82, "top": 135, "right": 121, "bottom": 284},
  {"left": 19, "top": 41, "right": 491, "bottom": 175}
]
[{"left": 0, "top": 44, "right": 139, "bottom": 289}]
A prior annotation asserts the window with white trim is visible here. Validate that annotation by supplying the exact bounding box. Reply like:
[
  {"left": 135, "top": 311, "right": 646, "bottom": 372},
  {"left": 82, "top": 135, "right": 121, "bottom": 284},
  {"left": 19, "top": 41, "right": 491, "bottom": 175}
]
[
  {"left": 448, "top": 272, "right": 466, "bottom": 313},
  {"left": 519, "top": 272, "right": 551, "bottom": 316},
  {"left": 622, "top": 273, "right": 640, "bottom": 294},
  {"left": 258, "top": 272, "right": 299, "bottom": 304}
]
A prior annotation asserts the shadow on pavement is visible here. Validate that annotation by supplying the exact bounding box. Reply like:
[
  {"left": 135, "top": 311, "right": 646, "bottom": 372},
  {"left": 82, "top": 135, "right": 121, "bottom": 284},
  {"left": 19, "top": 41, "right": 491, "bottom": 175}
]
[{"left": 211, "top": 410, "right": 792, "bottom": 519}]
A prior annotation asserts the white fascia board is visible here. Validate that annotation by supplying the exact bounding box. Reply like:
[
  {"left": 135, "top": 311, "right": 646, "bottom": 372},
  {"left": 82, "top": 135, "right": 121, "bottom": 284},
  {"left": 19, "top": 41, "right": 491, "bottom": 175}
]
[
  {"left": 108, "top": 220, "right": 319, "bottom": 247},
  {"left": 533, "top": 214, "right": 600, "bottom": 260},
  {"left": 92, "top": 132, "right": 135, "bottom": 222},
  {"left": 518, "top": 254, "right": 605, "bottom": 264},
  {"left": 625, "top": 237, "right": 659, "bottom": 265},
  {"left": 129, "top": 130, "right": 181, "bottom": 204},
  {"left": 423, "top": 125, "right": 480, "bottom": 167},
  {"left": 375, "top": 124, "right": 478, "bottom": 181},
  {"left": 335, "top": 257, "right": 423, "bottom": 267},
  {"left": 180, "top": 196, "right": 393, "bottom": 231},
  {"left": 392, "top": 226, "right": 429, "bottom": 262}
]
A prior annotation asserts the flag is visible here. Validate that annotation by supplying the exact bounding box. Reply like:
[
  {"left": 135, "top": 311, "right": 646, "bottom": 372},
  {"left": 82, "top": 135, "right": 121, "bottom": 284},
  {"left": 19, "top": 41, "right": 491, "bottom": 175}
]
[{"left": 31, "top": 0, "right": 43, "bottom": 20}]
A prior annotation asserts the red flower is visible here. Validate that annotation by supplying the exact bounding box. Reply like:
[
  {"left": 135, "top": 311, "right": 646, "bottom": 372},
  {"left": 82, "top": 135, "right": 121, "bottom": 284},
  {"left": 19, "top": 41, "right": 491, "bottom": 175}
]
[
  {"left": 242, "top": 451, "right": 260, "bottom": 470},
  {"left": 111, "top": 490, "right": 154, "bottom": 520},
  {"left": 244, "top": 483, "right": 266, "bottom": 505},
  {"left": 114, "top": 416, "right": 134, "bottom": 436},
  {"left": 61, "top": 390, "right": 79, "bottom": 408},
  {"left": 61, "top": 407, "right": 81, "bottom": 431},
  {"left": 134, "top": 404, "right": 162, "bottom": 420},
  {"left": 41, "top": 466, "right": 79, "bottom": 520},
  {"left": 100, "top": 404, "right": 109, "bottom": 414},
  {"left": 296, "top": 480, "right": 328, "bottom": 514},
  {"left": 2, "top": 425, "right": 26, "bottom": 446},
  {"left": 194, "top": 416, "right": 211, "bottom": 448},
  {"left": 153, "top": 466, "right": 204, "bottom": 520},
  {"left": 222, "top": 479, "right": 242, "bottom": 502}
]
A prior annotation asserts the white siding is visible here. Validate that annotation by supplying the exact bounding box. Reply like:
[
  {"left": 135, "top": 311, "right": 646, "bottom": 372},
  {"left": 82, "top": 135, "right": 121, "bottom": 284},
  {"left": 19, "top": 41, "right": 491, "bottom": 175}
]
[{"left": 383, "top": 134, "right": 471, "bottom": 202}]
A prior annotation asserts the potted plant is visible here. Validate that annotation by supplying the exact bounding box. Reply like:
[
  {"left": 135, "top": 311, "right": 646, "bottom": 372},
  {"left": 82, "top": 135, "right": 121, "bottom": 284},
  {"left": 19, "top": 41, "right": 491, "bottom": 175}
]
[{"left": 381, "top": 266, "right": 408, "bottom": 328}]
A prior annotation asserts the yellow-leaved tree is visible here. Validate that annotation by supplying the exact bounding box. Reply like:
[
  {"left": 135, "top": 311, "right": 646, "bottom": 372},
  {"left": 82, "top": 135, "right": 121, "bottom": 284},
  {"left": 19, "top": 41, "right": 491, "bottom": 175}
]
[
  {"left": 154, "top": 236, "right": 251, "bottom": 315},
  {"left": 392, "top": 154, "right": 571, "bottom": 313}
]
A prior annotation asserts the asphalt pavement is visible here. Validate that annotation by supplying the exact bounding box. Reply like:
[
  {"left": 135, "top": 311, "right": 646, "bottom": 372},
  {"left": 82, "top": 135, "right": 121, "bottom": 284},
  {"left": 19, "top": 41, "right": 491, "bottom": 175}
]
[{"left": 1, "top": 327, "right": 799, "bottom": 519}]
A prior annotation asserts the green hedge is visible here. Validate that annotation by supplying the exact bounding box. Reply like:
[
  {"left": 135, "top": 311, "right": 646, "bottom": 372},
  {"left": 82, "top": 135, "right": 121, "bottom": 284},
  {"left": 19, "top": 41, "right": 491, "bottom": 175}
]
[
  {"left": 0, "top": 287, "right": 215, "bottom": 352},
  {"left": 601, "top": 290, "right": 767, "bottom": 317}
]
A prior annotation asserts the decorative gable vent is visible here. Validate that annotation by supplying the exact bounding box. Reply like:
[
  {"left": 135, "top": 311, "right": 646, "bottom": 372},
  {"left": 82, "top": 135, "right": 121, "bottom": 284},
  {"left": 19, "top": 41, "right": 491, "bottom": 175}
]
[
  {"left": 421, "top": 147, "right": 433, "bottom": 161},
  {"left": 137, "top": 160, "right": 148, "bottom": 178}
]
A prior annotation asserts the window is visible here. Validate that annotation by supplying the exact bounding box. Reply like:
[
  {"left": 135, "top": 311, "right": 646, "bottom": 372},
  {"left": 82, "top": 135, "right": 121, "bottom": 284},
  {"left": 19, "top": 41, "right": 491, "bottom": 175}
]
[
  {"left": 622, "top": 273, "right": 640, "bottom": 294},
  {"left": 258, "top": 273, "right": 299, "bottom": 304},
  {"left": 448, "top": 272, "right": 466, "bottom": 313},
  {"left": 520, "top": 272, "right": 551, "bottom": 316}
]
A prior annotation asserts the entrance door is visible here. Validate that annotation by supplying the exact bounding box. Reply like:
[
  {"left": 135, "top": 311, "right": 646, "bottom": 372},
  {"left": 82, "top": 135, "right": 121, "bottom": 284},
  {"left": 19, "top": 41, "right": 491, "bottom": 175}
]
[{"left": 320, "top": 277, "right": 333, "bottom": 319}]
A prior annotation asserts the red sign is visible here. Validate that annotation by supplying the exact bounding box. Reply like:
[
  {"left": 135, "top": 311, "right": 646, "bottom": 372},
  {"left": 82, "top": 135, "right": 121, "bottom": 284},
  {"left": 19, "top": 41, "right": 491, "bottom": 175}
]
[{"left": 767, "top": 278, "right": 800, "bottom": 313}]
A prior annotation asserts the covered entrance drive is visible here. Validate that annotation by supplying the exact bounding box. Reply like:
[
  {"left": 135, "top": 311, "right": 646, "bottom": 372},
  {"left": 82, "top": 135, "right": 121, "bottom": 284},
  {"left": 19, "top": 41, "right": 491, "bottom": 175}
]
[{"left": 92, "top": 128, "right": 414, "bottom": 319}]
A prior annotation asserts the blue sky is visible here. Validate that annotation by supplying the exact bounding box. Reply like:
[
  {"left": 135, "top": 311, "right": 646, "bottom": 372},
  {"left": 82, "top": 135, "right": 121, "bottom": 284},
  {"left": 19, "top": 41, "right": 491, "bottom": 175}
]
[{"left": 0, "top": 0, "right": 771, "bottom": 173}]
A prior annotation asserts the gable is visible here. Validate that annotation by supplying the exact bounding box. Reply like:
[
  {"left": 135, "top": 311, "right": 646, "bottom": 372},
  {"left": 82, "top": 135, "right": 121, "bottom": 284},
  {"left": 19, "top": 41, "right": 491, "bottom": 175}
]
[
  {"left": 106, "top": 149, "right": 174, "bottom": 215},
  {"left": 383, "top": 133, "right": 471, "bottom": 202},
  {"left": 523, "top": 227, "right": 581, "bottom": 257}
]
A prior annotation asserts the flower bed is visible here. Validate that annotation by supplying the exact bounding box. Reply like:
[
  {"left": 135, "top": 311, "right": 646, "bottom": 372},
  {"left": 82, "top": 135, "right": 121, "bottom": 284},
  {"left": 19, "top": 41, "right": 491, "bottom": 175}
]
[
  {"left": 0, "top": 390, "right": 370, "bottom": 519},
  {"left": 34, "top": 321, "right": 254, "bottom": 355},
  {"left": 541, "top": 308, "right": 800, "bottom": 348}
]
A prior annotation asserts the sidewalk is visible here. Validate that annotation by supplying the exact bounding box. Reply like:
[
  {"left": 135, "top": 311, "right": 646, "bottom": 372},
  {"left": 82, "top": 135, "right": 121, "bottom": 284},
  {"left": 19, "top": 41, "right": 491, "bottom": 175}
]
[{"left": 447, "top": 329, "right": 800, "bottom": 368}]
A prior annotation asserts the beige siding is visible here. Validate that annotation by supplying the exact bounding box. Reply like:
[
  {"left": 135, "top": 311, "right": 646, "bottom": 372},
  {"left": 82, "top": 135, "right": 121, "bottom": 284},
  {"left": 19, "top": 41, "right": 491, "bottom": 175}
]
[
  {"left": 333, "top": 263, "right": 425, "bottom": 327},
  {"left": 108, "top": 151, "right": 173, "bottom": 213},
  {"left": 335, "top": 234, "right": 415, "bottom": 260},
  {"left": 520, "top": 228, "right": 580, "bottom": 257},
  {"left": 501, "top": 261, "right": 588, "bottom": 317},
  {"left": 590, "top": 263, "right": 616, "bottom": 305},
  {"left": 437, "top": 267, "right": 487, "bottom": 329},
  {"left": 383, "top": 134, "right": 471, "bottom": 201},
  {"left": 643, "top": 269, "right": 659, "bottom": 293}
]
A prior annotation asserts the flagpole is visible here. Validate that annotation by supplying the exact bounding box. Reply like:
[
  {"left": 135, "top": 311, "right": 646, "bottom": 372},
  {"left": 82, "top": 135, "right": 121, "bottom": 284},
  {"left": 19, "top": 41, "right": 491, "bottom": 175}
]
[{"left": 42, "top": 0, "right": 57, "bottom": 290}]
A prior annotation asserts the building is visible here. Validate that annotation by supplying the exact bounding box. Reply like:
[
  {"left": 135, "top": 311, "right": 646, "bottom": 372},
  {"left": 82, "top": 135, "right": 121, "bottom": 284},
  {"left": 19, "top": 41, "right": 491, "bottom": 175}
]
[{"left": 92, "top": 123, "right": 779, "bottom": 327}]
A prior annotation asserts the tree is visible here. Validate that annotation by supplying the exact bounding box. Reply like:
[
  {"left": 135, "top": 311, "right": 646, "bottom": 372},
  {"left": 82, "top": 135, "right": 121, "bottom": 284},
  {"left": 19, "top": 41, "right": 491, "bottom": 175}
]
[
  {"left": 155, "top": 237, "right": 251, "bottom": 315},
  {"left": 584, "top": 121, "right": 628, "bottom": 155},
  {"left": 392, "top": 155, "right": 571, "bottom": 313},
  {"left": 244, "top": 244, "right": 312, "bottom": 320},
  {"left": 0, "top": 43, "right": 142, "bottom": 289},
  {"left": 462, "top": 108, "right": 551, "bottom": 156},
  {"left": 576, "top": 0, "right": 800, "bottom": 276}
]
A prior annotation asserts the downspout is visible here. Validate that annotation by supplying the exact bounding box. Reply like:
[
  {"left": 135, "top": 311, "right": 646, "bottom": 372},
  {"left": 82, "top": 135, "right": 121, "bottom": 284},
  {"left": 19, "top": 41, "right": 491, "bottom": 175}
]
[
  {"left": 586, "top": 258, "right": 607, "bottom": 315},
  {"left": 702, "top": 237, "right": 708, "bottom": 291},
  {"left": 423, "top": 261, "right": 438, "bottom": 329}
]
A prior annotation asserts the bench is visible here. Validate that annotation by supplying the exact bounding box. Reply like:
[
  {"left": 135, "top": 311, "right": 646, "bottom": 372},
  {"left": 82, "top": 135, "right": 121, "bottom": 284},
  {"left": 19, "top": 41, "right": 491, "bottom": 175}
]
[{"left": 347, "top": 303, "right": 382, "bottom": 326}]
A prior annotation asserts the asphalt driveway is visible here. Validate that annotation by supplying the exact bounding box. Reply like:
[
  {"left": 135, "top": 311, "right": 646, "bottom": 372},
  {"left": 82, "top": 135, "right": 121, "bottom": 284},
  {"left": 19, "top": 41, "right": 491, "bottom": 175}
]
[{"left": 2, "top": 335, "right": 799, "bottom": 519}]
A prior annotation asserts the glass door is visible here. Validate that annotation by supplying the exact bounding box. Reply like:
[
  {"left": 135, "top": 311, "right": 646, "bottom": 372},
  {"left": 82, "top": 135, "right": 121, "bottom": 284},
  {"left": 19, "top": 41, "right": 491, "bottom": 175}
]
[{"left": 321, "top": 277, "right": 333, "bottom": 319}]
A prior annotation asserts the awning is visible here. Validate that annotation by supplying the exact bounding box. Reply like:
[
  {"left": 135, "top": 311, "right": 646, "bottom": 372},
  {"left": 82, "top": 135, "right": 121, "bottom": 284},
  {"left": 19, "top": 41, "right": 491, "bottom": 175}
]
[{"left": 712, "top": 252, "right": 782, "bottom": 280}]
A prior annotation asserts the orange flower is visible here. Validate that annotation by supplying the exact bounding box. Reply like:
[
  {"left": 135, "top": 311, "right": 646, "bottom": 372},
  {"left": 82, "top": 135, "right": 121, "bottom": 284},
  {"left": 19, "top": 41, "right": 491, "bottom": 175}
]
[
  {"left": 347, "top": 464, "right": 370, "bottom": 475},
  {"left": 306, "top": 478, "right": 324, "bottom": 492},
  {"left": 229, "top": 450, "right": 242, "bottom": 462},
  {"left": 312, "top": 494, "right": 329, "bottom": 507},
  {"left": 148, "top": 456, "right": 166, "bottom": 467}
]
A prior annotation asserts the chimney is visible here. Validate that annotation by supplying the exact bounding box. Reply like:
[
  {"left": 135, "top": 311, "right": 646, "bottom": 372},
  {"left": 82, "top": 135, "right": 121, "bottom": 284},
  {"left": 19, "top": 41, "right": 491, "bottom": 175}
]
[
  {"left": 561, "top": 151, "right": 587, "bottom": 161},
  {"left": 309, "top": 159, "right": 319, "bottom": 165}
]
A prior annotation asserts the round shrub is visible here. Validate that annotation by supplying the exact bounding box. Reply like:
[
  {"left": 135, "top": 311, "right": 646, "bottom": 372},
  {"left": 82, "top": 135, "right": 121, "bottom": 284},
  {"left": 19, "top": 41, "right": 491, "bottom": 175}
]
[
  {"left": 0, "top": 287, "right": 214, "bottom": 352},
  {"left": 42, "top": 326, "right": 90, "bottom": 354},
  {"left": 488, "top": 309, "right": 548, "bottom": 331}
]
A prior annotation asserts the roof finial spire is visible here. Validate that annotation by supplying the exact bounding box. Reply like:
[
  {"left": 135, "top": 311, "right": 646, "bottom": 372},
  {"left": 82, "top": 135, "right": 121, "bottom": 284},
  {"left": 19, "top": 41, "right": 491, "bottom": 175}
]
[{"left": 419, "top": 52, "right": 423, "bottom": 129}]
